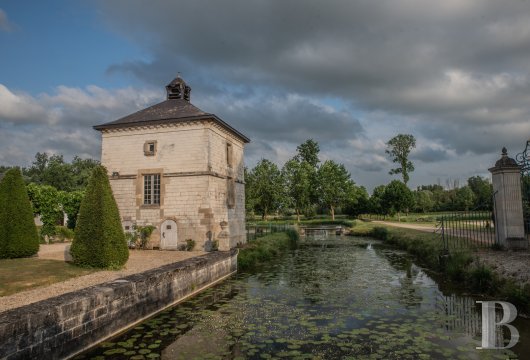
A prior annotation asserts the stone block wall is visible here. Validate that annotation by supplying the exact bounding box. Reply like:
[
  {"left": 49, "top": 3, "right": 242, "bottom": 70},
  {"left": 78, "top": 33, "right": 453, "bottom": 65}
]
[
  {"left": 101, "top": 120, "right": 247, "bottom": 250},
  {"left": 0, "top": 250, "right": 238, "bottom": 360}
]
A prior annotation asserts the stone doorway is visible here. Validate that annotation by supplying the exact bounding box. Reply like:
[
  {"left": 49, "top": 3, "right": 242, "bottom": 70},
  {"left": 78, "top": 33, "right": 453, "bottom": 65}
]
[{"left": 160, "top": 219, "right": 178, "bottom": 250}]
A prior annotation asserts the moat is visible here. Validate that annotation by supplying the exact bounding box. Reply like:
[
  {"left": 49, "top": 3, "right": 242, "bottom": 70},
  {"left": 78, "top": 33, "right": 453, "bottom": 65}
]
[{"left": 78, "top": 236, "right": 529, "bottom": 359}]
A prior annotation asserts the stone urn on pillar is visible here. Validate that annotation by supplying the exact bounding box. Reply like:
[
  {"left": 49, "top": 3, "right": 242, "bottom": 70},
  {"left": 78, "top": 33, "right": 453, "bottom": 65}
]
[{"left": 488, "top": 147, "right": 528, "bottom": 250}]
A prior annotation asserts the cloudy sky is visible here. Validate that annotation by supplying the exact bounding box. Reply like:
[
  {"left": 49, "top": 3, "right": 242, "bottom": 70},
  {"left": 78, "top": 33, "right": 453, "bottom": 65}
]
[{"left": 1, "top": 1, "right": 530, "bottom": 191}]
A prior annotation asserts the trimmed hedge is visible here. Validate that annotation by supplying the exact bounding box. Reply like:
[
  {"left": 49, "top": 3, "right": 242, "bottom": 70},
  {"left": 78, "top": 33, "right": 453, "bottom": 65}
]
[
  {"left": 71, "top": 166, "right": 128, "bottom": 268},
  {"left": 0, "top": 168, "right": 40, "bottom": 258}
]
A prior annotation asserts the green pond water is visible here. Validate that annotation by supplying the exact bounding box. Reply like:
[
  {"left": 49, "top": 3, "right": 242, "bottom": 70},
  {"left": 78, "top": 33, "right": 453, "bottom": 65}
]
[{"left": 78, "top": 236, "right": 529, "bottom": 359}]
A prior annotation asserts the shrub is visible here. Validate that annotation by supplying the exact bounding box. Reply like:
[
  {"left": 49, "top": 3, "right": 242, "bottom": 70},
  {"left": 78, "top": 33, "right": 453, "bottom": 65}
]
[
  {"left": 54, "top": 226, "right": 75, "bottom": 242},
  {"left": 238, "top": 231, "right": 299, "bottom": 271},
  {"left": 0, "top": 168, "right": 40, "bottom": 258},
  {"left": 70, "top": 166, "right": 128, "bottom": 268},
  {"left": 370, "top": 226, "right": 389, "bottom": 241},
  {"left": 469, "top": 261, "right": 494, "bottom": 292},
  {"left": 136, "top": 225, "right": 155, "bottom": 249},
  {"left": 185, "top": 239, "right": 196, "bottom": 251}
]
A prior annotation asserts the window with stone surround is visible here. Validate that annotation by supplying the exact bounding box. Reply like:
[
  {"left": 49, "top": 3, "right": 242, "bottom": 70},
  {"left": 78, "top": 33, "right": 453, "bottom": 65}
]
[
  {"left": 144, "top": 140, "right": 157, "bottom": 156},
  {"left": 143, "top": 174, "right": 160, "bottom": 205}
]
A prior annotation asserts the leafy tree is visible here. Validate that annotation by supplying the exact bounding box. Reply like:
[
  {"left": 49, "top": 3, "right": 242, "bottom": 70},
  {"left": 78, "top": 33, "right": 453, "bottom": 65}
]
[
  {"left": 59, "top": 190, "right": 85, "bottom": 229},
  {"left": 295, "top": 139, "right": 321, "bottom": 205},
  {"left": 455, "top": 186, "right": 475, "bottom": 211},
  {"left": 27, "top": 183, "right": 63, "bottom": 238},
  {"left": 25, "top": 153, "right": 74, "bottom": 191},
  {"left": 385, "top": 134, "right": 416, "bottom": 184},
  {"left": 382, "top": 180, "right": 414, "bottom": 221},
  {"left": 282, "top": 159, "right": 313, "bottom": 222},
  {"left": 24, "top": 152, "right": 99, "bottom": 191},
  {"left": 71, "top": 166, "right": 128, "bottom": 268},
  {"left": 344, "top": 186, "right": 370, "bottom": 217},
  {"left": 414, "top": 190, "right": 434, "bottom": 213},
  {"left": 246, "top": 159, "right": 284, "bottom": 220},
  {"left": 369, "top": 185, "right": 387, "bottom": 215},
  {"left": 317, "top": 160, "right": 354, "bottom": 220},
  {"left": 0, "top": 165, "right": 11, "bottom": 176},
  {"left": 0, "top": 168, "right": 39, "bottom": 258},
  {"left": 295, "top": 139, "right": 320, "bottom": 168},
  {"left": 467, "top": 176, "right": 492, "bottom": 210},
  {"left": 71, "top": 156, "right": 100, "bottom": 189}
]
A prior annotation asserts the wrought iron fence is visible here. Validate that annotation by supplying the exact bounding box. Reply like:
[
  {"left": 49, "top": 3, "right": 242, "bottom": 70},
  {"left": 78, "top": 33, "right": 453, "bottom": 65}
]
[
  {"left": 245, "top": 223, "right": 296, "bottom": 241},
  {"left": 437, "top": 211, "right": 497, "bottom": 251}
]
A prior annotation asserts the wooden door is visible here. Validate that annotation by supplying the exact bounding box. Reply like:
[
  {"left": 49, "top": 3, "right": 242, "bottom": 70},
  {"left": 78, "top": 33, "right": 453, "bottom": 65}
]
[{"left": 161, "top": 219, "right": 178, "bottom": 249}]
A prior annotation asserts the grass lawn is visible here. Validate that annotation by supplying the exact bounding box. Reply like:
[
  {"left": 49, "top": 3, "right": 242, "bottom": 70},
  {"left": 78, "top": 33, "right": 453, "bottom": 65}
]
[{"left": 0, "top": 258, "right": 97, "bottom": 296}]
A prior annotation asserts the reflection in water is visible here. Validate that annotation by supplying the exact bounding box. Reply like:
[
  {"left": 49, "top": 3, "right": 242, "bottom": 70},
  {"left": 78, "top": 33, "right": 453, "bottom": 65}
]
[{"left": 79, "top": 236, "right": 526, "bottom": 359}]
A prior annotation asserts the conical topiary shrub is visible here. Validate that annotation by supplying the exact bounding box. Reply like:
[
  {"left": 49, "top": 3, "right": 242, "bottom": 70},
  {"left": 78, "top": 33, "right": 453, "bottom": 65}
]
[
  {"left": 71, "top": 165, "right": 128, "bottom": 268},
  {"left": 0, "top": 168, "right": 40, "bottom": 258}
]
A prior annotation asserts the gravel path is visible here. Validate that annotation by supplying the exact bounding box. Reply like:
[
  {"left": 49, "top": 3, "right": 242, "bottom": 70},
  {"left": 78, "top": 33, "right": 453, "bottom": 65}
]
[{"left": 0, "top": 244, "right": 205, "bottom": 313}]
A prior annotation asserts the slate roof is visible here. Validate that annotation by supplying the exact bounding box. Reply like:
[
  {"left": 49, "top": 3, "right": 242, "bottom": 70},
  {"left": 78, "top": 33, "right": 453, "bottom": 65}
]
[{"left": 93, "top": 99, "right": 250, "bottom": 143}]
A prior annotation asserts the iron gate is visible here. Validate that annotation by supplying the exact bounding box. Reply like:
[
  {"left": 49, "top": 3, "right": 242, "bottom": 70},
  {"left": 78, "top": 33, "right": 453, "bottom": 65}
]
[{"left": 516, "top": 139, "right": 530, "bottom": 238}]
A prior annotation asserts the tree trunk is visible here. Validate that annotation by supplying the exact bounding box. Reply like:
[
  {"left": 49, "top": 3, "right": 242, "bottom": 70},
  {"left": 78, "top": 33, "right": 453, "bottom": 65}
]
[
  {"left": 331, "top": 206, "right": 335, "bottom": 221},
  {"left": 397, "top": 211, "right": 401, "bottom": 222},
  {"left": 296, "top": 209, "right": 300, "bottom": 223}
]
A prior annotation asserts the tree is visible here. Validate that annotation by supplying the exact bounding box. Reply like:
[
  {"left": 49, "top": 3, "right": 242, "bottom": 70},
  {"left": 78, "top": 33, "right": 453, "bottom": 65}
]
[
  {"left": 245, "top": 159, "right": 284, "bottom": 220},
  {"left": 414, "top": 190, "right": 434, "bottom": 213},
  {"left": 382, "top": 180, "right": 414, "bottom": 221},
  {"left": 317, "top": 160, "right": 354, "bottom": 220},
  {"left": 385, "top": 134, "right": 416, "bottom": 184},
  {"left": 370, "top": 185, "right": 387, "bottom": 215},
  {"left": 0, "top": 168, "right": 39, "bottom": 258},
  {"left": 59, "top": 190, "right": 85, "bottom": 229},
  {"left": 467, "top": 176, "right": 493, "bottom": 210},
  {"left": 343, "top": 186, "right": 370, "bottom": 217},
  {"left": 71, "top": 156, "right": 100, "bottom": 189},
  {"left": 70, "top": 166, "right": 128, "bottom": 268},
  {"left": 295, "top": 139, "right": 320, "bottom": 168},
  {"left": 27, "top": 183, "right": 63, "bottom": 238},
  {"left": 282, "top": 159, "right": 313, "bottom": 222},
  {"left": 295, "top": 139, "right": 321, "bottom": 206},
  {"left": 24, "top": 152, "right": 99, "bottom": 191},
  {"left": 455, "top": 186, "right": 475, "bottom": 211}
]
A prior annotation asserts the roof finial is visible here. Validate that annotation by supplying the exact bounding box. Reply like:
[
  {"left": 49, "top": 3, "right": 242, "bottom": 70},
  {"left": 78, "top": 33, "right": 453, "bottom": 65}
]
[{"left": 502, "top": 147, "right": 508, "bottom": 156}]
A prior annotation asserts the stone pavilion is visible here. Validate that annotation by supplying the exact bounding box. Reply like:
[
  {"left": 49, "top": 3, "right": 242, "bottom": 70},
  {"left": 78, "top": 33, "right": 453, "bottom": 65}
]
[{"left": 94, "top": 76, "right": 249, "bottom": 251}]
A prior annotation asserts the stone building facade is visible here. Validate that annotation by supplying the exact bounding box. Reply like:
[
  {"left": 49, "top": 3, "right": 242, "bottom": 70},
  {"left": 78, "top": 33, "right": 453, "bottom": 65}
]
[{"left": 94, "top": 76, "right": 249, "bottom": 251}]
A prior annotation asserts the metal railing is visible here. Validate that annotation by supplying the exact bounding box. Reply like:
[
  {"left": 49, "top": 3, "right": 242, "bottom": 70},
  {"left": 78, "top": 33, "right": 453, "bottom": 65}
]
[
  {"left": 437, "top": 211, "right": 497, "bottom": 251},
  {"left": 245, "top": 223, "right": 296, "bottom": 241}
]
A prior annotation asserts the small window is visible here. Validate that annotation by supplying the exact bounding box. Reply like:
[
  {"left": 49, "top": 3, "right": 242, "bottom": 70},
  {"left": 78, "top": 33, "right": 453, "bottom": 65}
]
[
  {"left": 124, "top": 226, "right": 130, "bottom": 231},
  {"left": 144, "top": 174, "right": 161, "bottom": 205},
  {"left": 226, "top": 142, "right": 233, "bottom": 167},
  {"left": 144, "top": 141, "right": 157, "bottom": 156},
  {"left": 166, "top": 225, "right": 171, "bottom": 230}
]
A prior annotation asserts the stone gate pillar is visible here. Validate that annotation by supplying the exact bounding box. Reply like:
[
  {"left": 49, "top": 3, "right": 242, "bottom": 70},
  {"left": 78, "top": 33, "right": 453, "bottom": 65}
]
[{"left": 488, "top": 147, "right": 528, "bottom": 249}]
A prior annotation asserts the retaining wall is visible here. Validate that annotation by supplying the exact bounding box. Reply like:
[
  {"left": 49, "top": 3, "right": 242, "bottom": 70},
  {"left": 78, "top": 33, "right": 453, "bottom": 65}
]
[{"left": 0, "top": 249, "right": 238, "bottom": 360}]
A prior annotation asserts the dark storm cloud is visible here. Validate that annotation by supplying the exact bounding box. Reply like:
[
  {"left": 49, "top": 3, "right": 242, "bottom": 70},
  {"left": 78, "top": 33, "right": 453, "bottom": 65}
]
[{"left": 98, "top": 0, "right": 530, "bottom": 161}]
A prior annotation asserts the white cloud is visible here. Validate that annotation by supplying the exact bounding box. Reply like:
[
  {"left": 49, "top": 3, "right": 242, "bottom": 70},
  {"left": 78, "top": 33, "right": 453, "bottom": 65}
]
[{"left": 0, "top": 84, "right": 161, "bottom": 166}]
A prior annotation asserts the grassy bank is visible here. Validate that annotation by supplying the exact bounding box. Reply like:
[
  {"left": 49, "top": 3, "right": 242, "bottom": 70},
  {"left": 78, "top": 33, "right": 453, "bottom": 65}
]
[
  {"left": 238, "top": 230, "right": 300, "bottom": 271},
  {"left": 0, "top": 258, "right": 96, "bottom": 296},
  {"left": 350, "top": 221, "right": 530, "bottom": 315}
]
